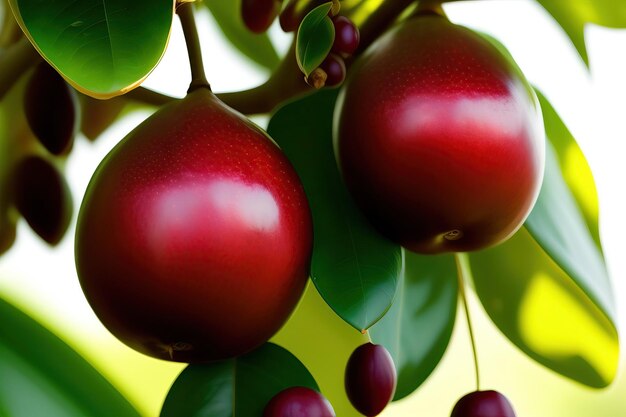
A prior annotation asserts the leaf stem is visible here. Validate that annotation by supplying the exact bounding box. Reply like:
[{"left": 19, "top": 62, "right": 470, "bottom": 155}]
[
  {"left": 455, "top": 252, "right": 480, "bottom": 391},
  {"left": 176, "top": 1, "right": 210, "bottom": 92}
]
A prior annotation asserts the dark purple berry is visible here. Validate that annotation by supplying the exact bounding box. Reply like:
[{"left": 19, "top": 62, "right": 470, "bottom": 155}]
[
  {"left": 263, "top": 386, "right": 335, "bottom": 417},
  {"left": 24, "top": 62, "right": 78, "bottom": 155},
  {"left": 242, "top": 0, "right": 283, "bottom": 33},
  {"left": 345, "top": 343, "right": 396, "bottom": 416},
  {"left": 320, "top": 53, "right": 346, "bottom": 88},
  {"left": 13, "top": 156, "right": 72, "bottom": 245},
  {"left": 451, "top": 390, "right": 516, "bottom": 417},
  {"left": 331, "top": 16, "right": 360, "bottom": 56}
]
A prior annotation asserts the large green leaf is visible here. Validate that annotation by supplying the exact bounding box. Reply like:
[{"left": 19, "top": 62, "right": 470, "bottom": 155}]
[
  {"left": 160, "top": 342, "right": 319, "bottom": 417},
  {"left": 470, "top": 143, "right": 618, "bottom": 388},
  {"left": 0, "top": 298, "right": 141, "bottom": 417},
  {"left": 9, "top": 0, "right": 174, "bottom": 98},
  {"left": 268, "top": 90, "right": 402, "bottom": 332},
  {"left": 525, "top": 143, "right": 614, "bottom": 328},
  {"left": 204, "top": 0, "right": 279, "bottom": 71},
  {"left": 296, "top": 2, "right": 334, "bottom": 77},
  {"left": 536, "top": 0, "right": 626, "bottom": 65},
  {"left": 370, "top": 250, "right": 457, "bottom": 400},
  {"left": 534, "top": 88, "right": 601, "bottom": 249}
]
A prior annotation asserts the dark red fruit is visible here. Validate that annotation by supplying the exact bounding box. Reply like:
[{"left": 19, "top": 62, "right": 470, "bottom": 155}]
[
  {"left": 24, "top": 62, "right": 78, "bottom": 155},
  {"left": 242, "top": 0, "right": 283, "bottom": 33},
  {"left": 334, "top": 13, "right": 544, "bottom": 254},
  {"left": 451, "top": 390, "right": 516, "bottom": 417},
  {"left": 345, "top": 343, "right": 396, "bottom": 416},
  {"left": 331, "top": 16, "right": 359, "bottom": 56},
  {"left": 320, "top": 54, "right": 346, "bottom": 88},
  {"left": 13, "top": 156, "right": 73, "bottom": 244},
  {"left": 263, "top": 387, "right": 335, "bottom": 417},
  {"left": 75, "top": 88, "right": 313, "bottom": 362}
]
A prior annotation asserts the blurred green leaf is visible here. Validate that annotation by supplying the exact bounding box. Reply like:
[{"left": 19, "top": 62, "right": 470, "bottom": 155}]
[
  {"left": 534, "top": 88, "right": 601, "bottom": 249},
  {"left": 536, "top": 0, "right": 626, "bottom": 65},
  {"left": 204, "top": 0, "right": 280, "bottom": 71},
  {"left": 296, "top": 2, "right": 334, "bottom": 76},
  {"left": 370, "top": 251, "right": 457, "bottom": 400},
  {"left": 9, "top": 0, "right": 173, "bottom": 98},
  {"left": 273, "top": 283, "right": 367, "bottom": 417},
  {"left": 160, "top": 342, "right": 319, "bottom": 417},
  {"left": 0, "top": 298, "right": 141, "bottom": 417},
  {"left": 470, "top": 143, "right": 618, "bottom": 388},
  {"left": 268, "top": 90, "right": 401, "bottom": 332},
  {"left": 525, "top": 141, "right": 614, "bottom": 328}
]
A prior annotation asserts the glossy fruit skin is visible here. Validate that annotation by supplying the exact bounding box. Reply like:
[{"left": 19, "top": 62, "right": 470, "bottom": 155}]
[
  {"left": 450, "top": 390, "right": 516, "bottom": 417},
  {"left": 24, "top": 62, "right": 78, "bottom": 155},
  {"left": 320, "top": 53, "right": 346, "bottom": 88},
  {"left": 263, "top": 387, "right": 335, "bottom": 417},
  {"left": 242, "top": 0, "right": 283, "bottom": 33},
  {"left": 331, "top": 16, "right": 360, "bottom": 56},
  {"left": 75, "top": 88, "right": 313, "bottom": 362},
  {"left": 334, "top": 14, "right": 545, "bottom": 254},
  {"left": 345, "top": 343, "right": 397, "bottom": 416},
  {"left": 14, "top": 156, "right": 72, "bottom": 245}
]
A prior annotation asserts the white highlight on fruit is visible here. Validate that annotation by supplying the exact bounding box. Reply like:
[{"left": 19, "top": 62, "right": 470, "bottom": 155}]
[{"left": 209, "top": 179, "right": 280, "bottom": 232}]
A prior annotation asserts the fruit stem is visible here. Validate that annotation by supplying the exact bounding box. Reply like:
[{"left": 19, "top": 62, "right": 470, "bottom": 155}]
[
  {"left": 176, "top": 1, "right": 211, "bottom": 93},
  {"left": 454, "top": 252, "right": 480, "bottom": 391}
]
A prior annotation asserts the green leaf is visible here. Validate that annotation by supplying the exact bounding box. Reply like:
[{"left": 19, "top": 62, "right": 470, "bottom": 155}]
[
  {"left": 534, "top": 88, "right": 601, "bottom": 249},
  {"left": 9, "top": 0, "right": 174, "bottom": 98},
  {"left": 0, "top": 298, "right": 141, "bottom": 417},
  {"left": 268, "top": 90, "right": 402, "bottom": 332},
  {"left": 204, "top": 0, "right": 280, "bottom": 71},
  {"left": 535, "top": 0, "right": 626, "bottom": 65},
  {"left": 470, "top": 143, "right": 618, "bottom": 388},
  {"left": 370, "top": 250, "right": 457, "bottom": 400},
  {"left": 526, "top": 142, "right": 615, "bottom": 325},
  {"left": 296, "top": 2, "right": 334, "bottom": 76},
  {"left": 160, "top": 343, "right": 319, "bottom": 417}
]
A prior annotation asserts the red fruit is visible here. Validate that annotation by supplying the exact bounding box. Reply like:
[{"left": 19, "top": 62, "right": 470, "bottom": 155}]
[
  {"left": 320, "top": 54, "right": 346, "bottom": 88},
  {"left": 334, "top": 13, "right": 545, "bottom": 254},
  {"left": 242, "top": 0, "right": 283, "bottom": 33},
  {"left": 24, "top": 62, "right": 78, "bottom": 155},
  {"left": 345, "top": 343, "right": 397, "bottom": 416},
  {"left": 75, "top": 88, "right": 313, "bottom": 362},
  {"left": 13, "top": 156, "right": 73, "bottom": 245},
  {"left": 263, "top": 387, "right": 335, "bottom": 417},
  {"left": 331, "top": 16, "right": 359, "bottom": 56},
  {"left": 451, "top": 390, "right": 516, "bottom": 417}
]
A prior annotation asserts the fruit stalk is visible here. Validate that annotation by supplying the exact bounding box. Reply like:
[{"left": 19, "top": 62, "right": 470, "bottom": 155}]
[
  {"left": 176, "top": 1, "right": 210, "bottom": 92},
  {"left": 455, "top": 252, "right": 480, "bottom": 391}
]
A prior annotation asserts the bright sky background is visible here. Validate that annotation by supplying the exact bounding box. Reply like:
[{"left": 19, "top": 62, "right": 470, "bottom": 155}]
[{"left": 1, "top": 1, "right": 626, "bottom": 416}]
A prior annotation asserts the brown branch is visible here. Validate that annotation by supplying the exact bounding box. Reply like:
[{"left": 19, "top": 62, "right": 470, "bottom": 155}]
[
  {"left": 2, "top": 0, "right": 416, "bottom": 113},
  {"left": 356, "top": 0, "right": 417, "bottom": 54}
]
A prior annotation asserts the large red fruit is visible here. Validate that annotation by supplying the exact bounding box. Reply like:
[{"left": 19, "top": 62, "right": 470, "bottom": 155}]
[
  {"left": 75, "top": 88, "right": 313, "bottom": 362},
  {"left": 334, "top": 13, "right": 545, "bottom": 254}
]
